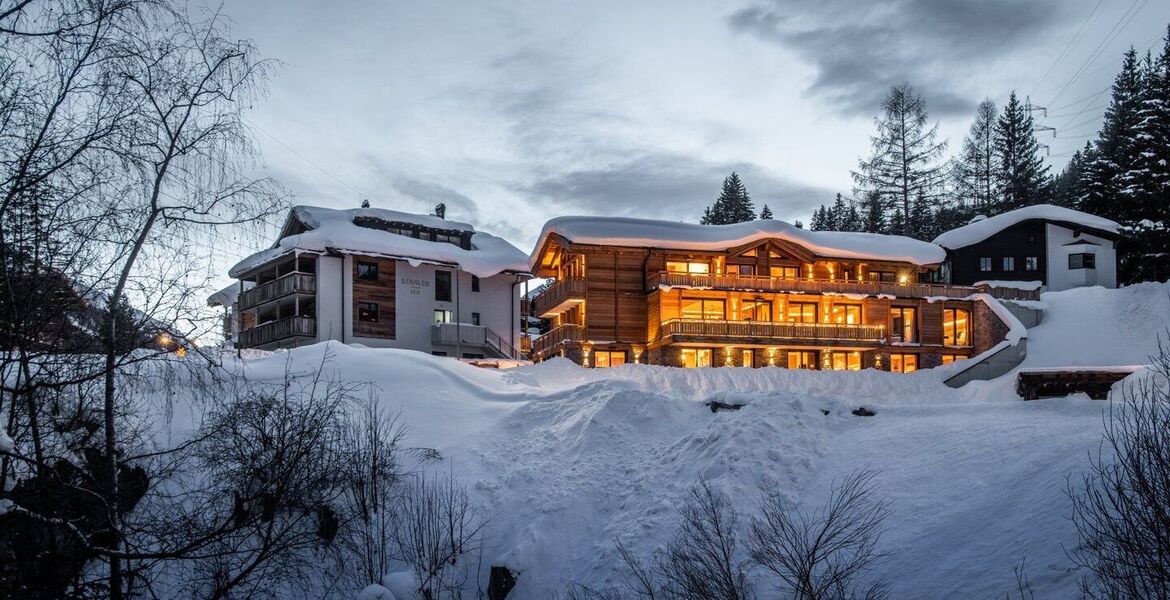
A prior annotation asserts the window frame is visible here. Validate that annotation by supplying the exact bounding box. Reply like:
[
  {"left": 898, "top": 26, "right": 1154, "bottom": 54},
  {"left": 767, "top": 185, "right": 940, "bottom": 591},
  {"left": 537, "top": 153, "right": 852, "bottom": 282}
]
[
  {"left": 1002, "top": 256, "right": 1015, "bottom": 271},
  {"left": 594, "top": 350, "right": 627, "bottom": 368},
  {"left": 786, "top": 302, "right": 818, "bottom": 323},
  {"left": 890, "top": 306, "right": 918, "bottom": 343},
  {"left": 1069, "top": 253, "right": 1096, "bottom": 269},
  {"left": 435, "top": 270, "right": 452, "bottom": 301},
  {"left": 942, "top": 307, "right": 971, "bottom": 347},
  {"left": 1025, "top": 256, "right": 1039, "bottom": 271},
  {"left": 433, "top": 309, "right": 453, "bottom": 324},
  {"left": 890, "top": 353, "right": 918, "bottom": 373},
  {"left": 356, "top": 261, "right": 379, "bottom": 281},
  {"left": 978, "top": 257, "right": 992, "bottom": 272},
  {"left": 471, "top": 275, "right": 480, "bottom": 292},
  {"left": 357, "top": 301, "right": 379, "bottom": 323},
  {"left": 681, "top": 297, "right": 726, "bottom": 321}
]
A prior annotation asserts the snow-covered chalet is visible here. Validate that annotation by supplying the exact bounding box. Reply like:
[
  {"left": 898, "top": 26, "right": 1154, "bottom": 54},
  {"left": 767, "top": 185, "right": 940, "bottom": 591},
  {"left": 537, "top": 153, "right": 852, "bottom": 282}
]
[
  {"left": 527, "top": 216, "right": 1036, "bottom": 371},
  {"left": 225, "top": 205, "right": 531, "bottom": 358}
]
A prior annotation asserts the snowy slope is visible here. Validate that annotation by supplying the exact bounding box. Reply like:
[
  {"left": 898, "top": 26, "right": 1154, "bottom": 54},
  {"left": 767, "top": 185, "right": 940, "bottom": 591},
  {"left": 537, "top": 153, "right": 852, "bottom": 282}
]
[{"left": 175, "top": 283, "right": 1167, "bottom": 599}]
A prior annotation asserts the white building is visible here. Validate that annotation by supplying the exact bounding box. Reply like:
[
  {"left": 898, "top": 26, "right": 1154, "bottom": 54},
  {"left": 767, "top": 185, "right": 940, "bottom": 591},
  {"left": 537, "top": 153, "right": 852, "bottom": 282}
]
[
  {"left": 933, "top": 205, "right": 1121, "bottom": 292},
  {"left": 226, "top": 205, "right": 531, "bottom": 358}
]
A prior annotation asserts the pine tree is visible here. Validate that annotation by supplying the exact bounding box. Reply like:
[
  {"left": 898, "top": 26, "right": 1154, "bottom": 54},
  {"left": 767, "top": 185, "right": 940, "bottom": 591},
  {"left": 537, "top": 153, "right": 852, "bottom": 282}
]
[
  {"left": 842, "top": 203, "right": 862, "bottom": 232},
  {"left": 700, "top": 172, "right": 756, "bottom": 224},
  {"left": 810, "top": 205, "right": 827, "bottom": 230},
  {"left": 759, "top": 204, "right": 773, "bottom": 219},
  {"left": 860, "top": 190, "right": 885, "bottom": 233},
  {"left": 953, "top": 99, "right": 998, "bottom": 212},
  {"left": 1083, "top": 48, "right": 1146, "bottom": 220},
  {"left": 994, "top": 91, "right": 1051, "bottom": 210},
  {"left": 829, "top": 193, "right": 848, "bottom": 230},
  {"left": 1053, "top": 143, "right": 1093, "bottom": 208},
  {"left": 852, "top": 83, "right": 948, "bottom": 235},
  {"left": 1129, "top": 28, "right": 1170, "bottom": 222}
]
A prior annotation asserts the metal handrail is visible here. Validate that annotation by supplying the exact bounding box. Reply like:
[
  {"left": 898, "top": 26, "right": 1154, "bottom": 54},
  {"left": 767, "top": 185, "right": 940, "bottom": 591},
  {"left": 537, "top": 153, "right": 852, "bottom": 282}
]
[
  {"left": 659, "top": 318, "right": 885, "bottom": 342},
  {"left": 647, "top": 271, "right": 1040, "bottom": 301}
]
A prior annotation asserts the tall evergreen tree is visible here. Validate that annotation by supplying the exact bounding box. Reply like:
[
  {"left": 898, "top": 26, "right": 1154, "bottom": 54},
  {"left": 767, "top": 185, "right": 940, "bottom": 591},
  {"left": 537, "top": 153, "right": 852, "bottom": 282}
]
[
  {"left": 852, "top": 83, "right": 948, "bottom": 235},
  {"left": 1082, "top": 48, "right": 1146, "bottom": 220},
  {"left": 829, "top": 193, "right": 848, "bottom": 230},
  {"left": 842, "top": 203, "right": 862, "bottom": 232},
  {"left": 1128, "top": 28, "right": 1170, "bottom": 221},
  {"left": 1053, "top": 143, "right": 1093, "bottom": 208},
  {"left": 953, "top": 99, "right": 998, "bottom": 212},
  {"left": 759, "top": 204, "right": 773, "bottom": 219},
  {"left": 860, "top": 190, "right": 885, "bottom": 234},
  {"left": 700, "top": 172, "right": 756, "bottom": 224},
  {"left": 994, "top": 91, "right": 1051, "bottom": 210}
]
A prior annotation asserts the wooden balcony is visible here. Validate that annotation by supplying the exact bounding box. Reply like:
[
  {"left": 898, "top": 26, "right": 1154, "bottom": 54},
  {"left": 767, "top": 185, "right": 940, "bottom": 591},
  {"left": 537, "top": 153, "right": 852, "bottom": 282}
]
[
  {"left": 238, "top": 272, "right": 316, "bottom": 310},
  {"left": 531, "top": 278, "right": 587, "bottom": 318},
  {"left": 431, "top": 323, "right": 524, "bottom": 360},
  {"left": 647, "top": 272, "right": 1039, "bottom": 301},
  {"left": 659, "top": 318, "right": 885, "bottom": 345},
  {"left": 530, "top": 323, "right": 585, "bottom": 357},
  {"left": 238, "top": 316, "right": 316, "bottom": 349}
]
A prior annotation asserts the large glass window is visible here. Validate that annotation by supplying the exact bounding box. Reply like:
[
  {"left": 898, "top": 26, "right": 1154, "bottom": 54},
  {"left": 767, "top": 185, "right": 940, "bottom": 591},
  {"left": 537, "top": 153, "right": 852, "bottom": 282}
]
[
  {"left": 868, "top": 271, "right": 897, "bottom": 282},
  {"left": 830, "top": 304, "right": 862, "bottom": 325},
  {"left": 681, "top": 348, "right": 713, "bottom": 368},
  {"left": 770, "top": 266, "right": 800, "bottom": 279},
  {"left": 786, "top": 302, "right": 818, "bottom": 323},
  {"left": 435, "top": 270, "right": 452, "bottom": 301},
  {"left": 681, "top": 298, "right": 725, "bottom": 320},
  {"left": 890, "top": 307, "right": 917, "bottom": 343},
  {"left": 787, "top": 350, "right": 818, "bottom": 369},
  {"left": 595, "top": 350, "right": 626, "bottom": 368},
  {"left": 728, "top": 264, "right": 755, "bottom": 276},
  {"left": 667, "top": 261, "right": 711, "bottom": 274},
  {"left": 890, "top": 353, "right": 918, "bottom": 373},
  {"left": 1069, "top": 253, "right": 1096, "bottom": 269},
  {"left": 942, "top": 308, "right": 971, "bottom": 346},
  {"left": 830, "top": 351, "right": 862, "bottom": 371},
  {"left": 740, "top": 300, "right": 772, "bottom": 321}
]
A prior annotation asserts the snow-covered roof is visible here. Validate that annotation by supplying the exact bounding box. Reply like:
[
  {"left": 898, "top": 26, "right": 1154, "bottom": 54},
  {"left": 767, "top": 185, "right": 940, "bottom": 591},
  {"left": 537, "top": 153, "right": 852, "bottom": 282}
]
[
  {"left": 230, "top": 205, "right": 531, "bottom": 278},
  {"left": 531, "top": 216, "right": 946, "bottom": 267},
  {"left": 932, "top": 205, "right": 1120, "bottom": 249},
  {"left": 207, "top": 281, "right": 253, "bottom": 307}
]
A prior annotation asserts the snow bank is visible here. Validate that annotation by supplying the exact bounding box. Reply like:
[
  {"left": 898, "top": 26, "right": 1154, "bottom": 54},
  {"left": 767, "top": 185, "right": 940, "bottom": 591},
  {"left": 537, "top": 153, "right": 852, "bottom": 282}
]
[
  {"left": 230, "top": 205, "right": 530, "bottom": 278},
  {"left": 0, "top": 428, "right": 12, "bottom": 453},
  {"left": 933, "top": 204, "right": 1120, "bottom": 249},
  {"left": 532, "top": 216, "right": 946, "bottom": 266}
]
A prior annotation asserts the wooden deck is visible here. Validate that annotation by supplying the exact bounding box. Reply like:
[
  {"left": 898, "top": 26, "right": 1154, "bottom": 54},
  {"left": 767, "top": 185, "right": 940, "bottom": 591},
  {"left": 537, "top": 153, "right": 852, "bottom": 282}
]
[{"left": 1015, "top": 367, "right": 1139, "bottom": 400}]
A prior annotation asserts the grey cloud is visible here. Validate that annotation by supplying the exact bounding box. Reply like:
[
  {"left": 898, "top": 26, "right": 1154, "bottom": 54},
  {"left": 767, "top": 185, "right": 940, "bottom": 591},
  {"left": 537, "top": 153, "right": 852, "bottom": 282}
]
[
  {"left": 518, "top": 151, "right": 835, "bottom": 225},
  {"left": 390, "top": 177, "right": 480, "bottom": 221},
  {"left": 728, "top": 0, "right": 1068, "bottom": 116}
]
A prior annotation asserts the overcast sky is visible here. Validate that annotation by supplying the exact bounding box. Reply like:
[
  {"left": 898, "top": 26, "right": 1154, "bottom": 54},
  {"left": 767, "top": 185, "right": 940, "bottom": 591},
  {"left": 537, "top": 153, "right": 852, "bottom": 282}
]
[{"left": 216, "top": 0, "right": 1169, "bottom": 259}]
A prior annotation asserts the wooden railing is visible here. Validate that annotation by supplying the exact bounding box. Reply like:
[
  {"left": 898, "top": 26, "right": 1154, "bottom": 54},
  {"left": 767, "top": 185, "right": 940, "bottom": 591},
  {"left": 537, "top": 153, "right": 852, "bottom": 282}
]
[
  {"left": 659, "top": 318, "right": 885, "bottom": 343},
  {"left": 647, "top": 272, "right": 1039, "bottom": 301},
  {"left": 530, "top": 278, "right": 587, "bottom": 317},
  {"left": 238, "top": 316, "right": 316, "bottom": 349},
  {"left": 238, "top": 272, "right": 316, "bottom": 310},
  {"left": 530, "top": 323, "right": 585, "bottom": 356},
  {"left": 431, "top": 323, "right": 524, "bottom": 360}
]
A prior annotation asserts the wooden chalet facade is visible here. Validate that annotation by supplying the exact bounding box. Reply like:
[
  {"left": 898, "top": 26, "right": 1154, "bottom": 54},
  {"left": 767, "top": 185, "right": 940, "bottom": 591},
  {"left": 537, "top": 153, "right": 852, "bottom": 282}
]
[{"left": 527, "top": 218, "right": 1029, "bottom": 371}]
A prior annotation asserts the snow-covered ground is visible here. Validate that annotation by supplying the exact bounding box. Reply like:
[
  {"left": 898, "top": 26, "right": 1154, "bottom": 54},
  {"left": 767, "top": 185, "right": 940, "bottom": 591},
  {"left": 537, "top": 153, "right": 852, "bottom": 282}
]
[{"left": 170, "top": 282, "right": 1169, "bottom": 598}]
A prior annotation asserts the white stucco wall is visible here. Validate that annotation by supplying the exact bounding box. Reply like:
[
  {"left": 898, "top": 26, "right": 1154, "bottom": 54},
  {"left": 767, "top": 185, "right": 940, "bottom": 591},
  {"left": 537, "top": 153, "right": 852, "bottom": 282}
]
[
  {"left": 337, "top": 257, "right": 521, "bottom": 356},
  {"left": 1044, "top": 223, "right": 1117, "bottom": 291},
  {"left": 315, "top": 254, "right": 345, "bottom": 342}
]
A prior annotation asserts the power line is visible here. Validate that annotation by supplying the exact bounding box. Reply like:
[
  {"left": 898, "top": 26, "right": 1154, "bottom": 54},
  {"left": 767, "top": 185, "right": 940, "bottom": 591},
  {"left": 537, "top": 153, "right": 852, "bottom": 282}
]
[
  {"left": 1047, "top": 0, "right": 1148, "bottom": 107},
  {"left": 242, "top": 115, "right": 366, "bottom": 200},
  {"left": 1029, "top": 0, "right": 1110, "bottom": 98}
]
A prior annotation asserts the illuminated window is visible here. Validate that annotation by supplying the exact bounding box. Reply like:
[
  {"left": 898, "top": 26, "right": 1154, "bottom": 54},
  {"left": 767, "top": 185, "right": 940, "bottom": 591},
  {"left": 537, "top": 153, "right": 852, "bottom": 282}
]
[
  {"left": 433, "top": 309, "right": 452, "bottom": 323},
  {"left": 769, "top": 266, "right": 799, "bottom": 279},
  {"left": 740, "top": 349, "right": 754, "bottom": 367},
  {"left": 358, "top": 302, "right": 379, "bottom": 323},
  {"left": 681, "top": 298, "right": 726, "bottom": 320},
  {"left": 830, "top": 304, "right": 862, "bottom": 324},
  {"left": 890, "top": 353, "right": 918, "bottom": 373},
  {"left": 787, "top": 350, "right": 818, "bottom": 369},
  {"left": 830, "top": 351, "right": 862, "bottom": 371},
  {"left": 890, "top": 307, "right": 917, "bottom": 343},
  {"left": 667, "top": 261, "right": 711, "bottom": 274},
  {"left": 594, "top": 351, "right": 626, "bottom": 368},
  {"left": 786, "top": 302, "right": 818, "bottom": 323},
  {"left": 740, "top": 300, "right": 772, "bottom": 321},
  {"left": 941, "top": 354, "right": 965, "bottom": 365},
  {"left": 942, "top": 308, "right": 970, "bottom": 346},
  {"left": 868, "top": 270, "right": 897, "bottom": 282},
  {"left": 681, "top": 348, "right": 713, "bottom": 368}
]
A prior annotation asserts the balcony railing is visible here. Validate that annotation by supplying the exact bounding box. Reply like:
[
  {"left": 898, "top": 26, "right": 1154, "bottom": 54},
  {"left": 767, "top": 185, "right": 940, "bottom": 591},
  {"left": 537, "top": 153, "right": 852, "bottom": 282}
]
[
  {"left": 431, "top": 323, "right": 524, "bottom": 360},
  {"left": 238, "top": 316, "right": 316, "bottom": 349},
  {"left": 530, "top": 323, "right": 585, "bottom": 357},
  {"left": 659, "top": 318, "right": 885, "bottom": 343},
  {"left": 648, "top": 272, "right": 1039, "bottom": 301},
  {"left": 531, "top": 278, "right": 587, "bottom": 317},
  {"left": 238, "top": 272, "right": 317, "bottom": 310}
]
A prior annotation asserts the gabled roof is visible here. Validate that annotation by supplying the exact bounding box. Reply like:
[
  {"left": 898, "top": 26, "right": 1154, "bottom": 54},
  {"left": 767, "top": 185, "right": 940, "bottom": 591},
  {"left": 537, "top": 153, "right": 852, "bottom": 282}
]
[
  {"left": 230, "top": 205, "right": 531, "bottom": 278},
  {"left": 530, "top": 216, "right": 947, "bottom": 268},
  {"left": 932, "top": 205, "right": 1121, "bottom": 250}
]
